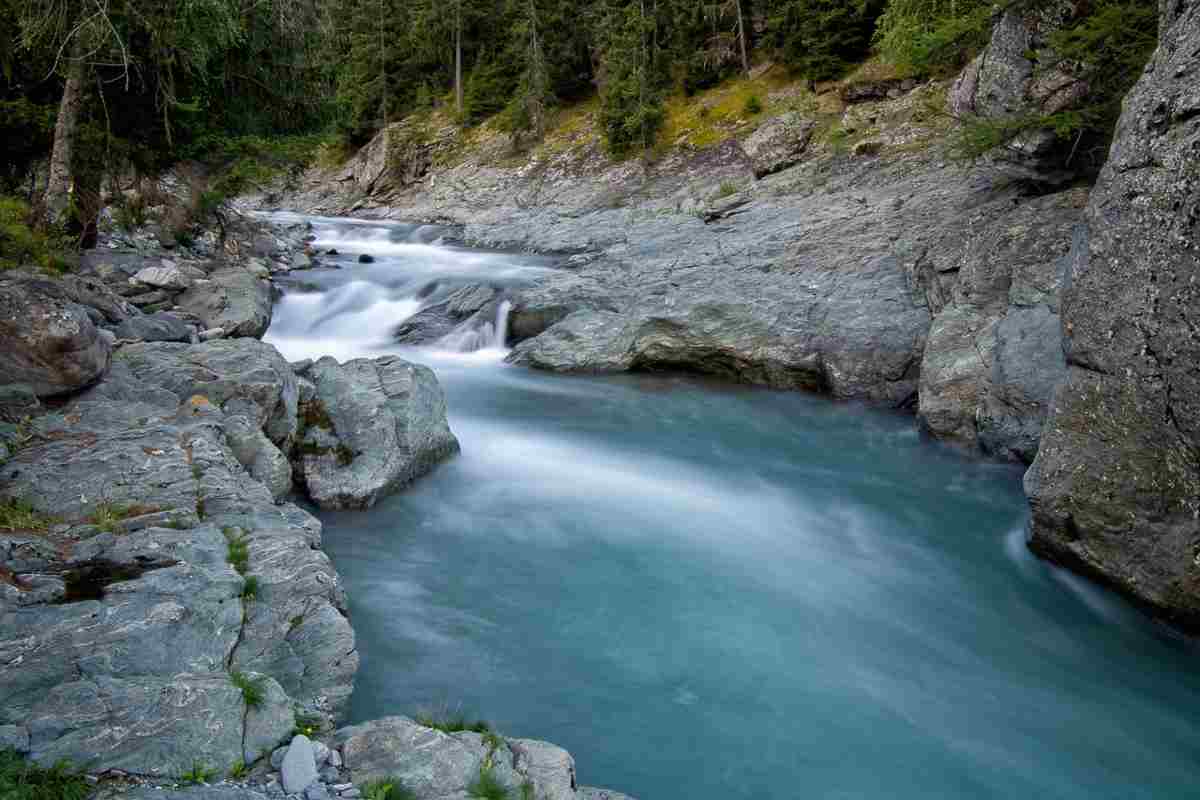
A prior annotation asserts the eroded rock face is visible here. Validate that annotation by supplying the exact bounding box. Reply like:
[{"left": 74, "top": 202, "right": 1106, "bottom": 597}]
[
  {"left": 293, "top": 356, "right": 459, "bottom": 510},
  {"left": 1024, "top": 0, "right": 1200, "bottom": 627},
  {"left": 915, "top": 188, "right": 1084, "bottom": 462},
  {"left": 0, "top": 275, "right": 111, "bottom": 397}
]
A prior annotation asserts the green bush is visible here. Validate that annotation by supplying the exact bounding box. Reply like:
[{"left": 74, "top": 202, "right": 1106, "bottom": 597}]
[
  {"left": 0, "top": 749, "right": 89, "bottom": 800},
  {"left": 873, "top": 0, "right": 993, "bottom": 76},
  {"left": 0, "top": 196, "right": 70, "bottom": 273},
  {"left": 743, "top": 94, "right": 764, "bottom": 115},
  {"left": 241, "top": 575, "right": 260, "bottom": 601}
]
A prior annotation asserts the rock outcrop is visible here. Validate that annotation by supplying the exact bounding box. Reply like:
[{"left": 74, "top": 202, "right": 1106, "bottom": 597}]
[
  {"left": 335, "top": 717, "right": 579, "bottom": 800},
  {"left": 0, "top": 338, "right": 356, "bottom": 774},
  {"left": 293, "top": 356, "right": 460, "bottom": 510},
  {"left": 1025, "top": 0, "right": 1200, "bottom": 627},
  {"left": 914, "top": 187, "right": 1084, "bottom": 461}
]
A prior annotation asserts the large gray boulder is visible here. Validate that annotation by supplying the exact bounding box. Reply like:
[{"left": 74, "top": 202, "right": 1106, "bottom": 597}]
[
  {"left": 915, "top": 188, "right": 1082, "bottom": 461},
  {"left": 740, "top": 112, "right": 815, "bottom": 178},
  {"left": 0, "top": 275, "right": 111, "bottom": 397},
  {"left": 1025, "top": 0, "right": 1200, "bottom": 627},
  {"left": 293, "top": 356, "right": 459, "bottom": 510},
  {"left": 112, "top": 311, "right": 194, "bottom": 343},
  {"left": 178, "top": 265, "right": 272, "bottom": 339}
]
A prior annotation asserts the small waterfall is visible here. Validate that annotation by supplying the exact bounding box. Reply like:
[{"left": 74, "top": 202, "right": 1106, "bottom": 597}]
[{"left": 436, "top": 300, "right": 513, "bottom": 353}]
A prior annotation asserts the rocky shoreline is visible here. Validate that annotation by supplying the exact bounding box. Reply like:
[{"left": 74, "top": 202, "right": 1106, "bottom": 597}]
[{"left": 0, "top": 208, "right": 634, "bottom": 799}]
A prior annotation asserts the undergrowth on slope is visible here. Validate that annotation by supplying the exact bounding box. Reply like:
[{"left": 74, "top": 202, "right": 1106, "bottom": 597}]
[{"left": 0, "top": 498, "right": 56, "bottom": 533}]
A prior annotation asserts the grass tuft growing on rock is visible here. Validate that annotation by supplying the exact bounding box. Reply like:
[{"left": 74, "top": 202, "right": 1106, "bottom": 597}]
[
  {"left": 0, "top": 749, "right": 89, "bottom": 800},
  {"left": 87, "top": 500, "right": 158, "bottom": 533},
  {"left": 361, "top": 776, "right": 418, "bottom": 800},
  {"left": 0, "top": 498, "right": 56, "bottom": 533},
  {"left": 223, "top": 528, "right": 250, "bottom": 575},
  {"left": 468, "top": 766, "right": 510, "bottom": 800},
  {"left": 414, "top": 710, "right": 492, "bottom": 735},
  {"left": 179, "top": 761, "right": 216, "bottom": 785},
  {"left": 228, "top": 759, "right": 249, "bottom": 780},
  {"left": 241, "top": 575, "right": 260, "bottom": 601},
  {"left": 229, "top": 670, "right": 266, "bottom": 709}
]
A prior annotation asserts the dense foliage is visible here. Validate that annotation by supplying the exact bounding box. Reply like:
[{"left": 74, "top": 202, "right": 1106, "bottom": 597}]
[{"left": 0, "top": 0, "right": 1160, "bottom": 242}]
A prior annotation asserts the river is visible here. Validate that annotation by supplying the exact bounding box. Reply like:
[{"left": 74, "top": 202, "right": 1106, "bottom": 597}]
[{"left": 262, "top": 214, "right": 1200, "bottom": 800}]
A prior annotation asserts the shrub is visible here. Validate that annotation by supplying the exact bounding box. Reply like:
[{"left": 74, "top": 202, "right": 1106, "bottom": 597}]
[
  {"left": 228, "top": 759, "right": 249, "bottom": 780},
  {"left": 0, "top": 749, "right": 89, "bottom": 800},
  {"left": 224, "top": 528, "right": 250, "bottom": 575},
  {"left": 743, "top": 94, "right": 764, "bottom": 115},
  {"left": 241, "top": 575, "right": 260, "bottom": 601},
  {"left": 873, "top": 0, "right": 993, "bottom": 77},
  {"left": 0, "top": 196, "right": 71, "bottom": 273}
]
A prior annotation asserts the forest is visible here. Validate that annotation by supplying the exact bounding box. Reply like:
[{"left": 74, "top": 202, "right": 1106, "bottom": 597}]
[{"left": 0, "top": 0, "right": 1158, "bottom": 255}]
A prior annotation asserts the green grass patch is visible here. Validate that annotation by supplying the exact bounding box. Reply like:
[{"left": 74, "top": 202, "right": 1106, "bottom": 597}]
[
  {"left": 241, "top": 575, "right": 260, "bottom": 601},
  {"left": 229, "top": 670, "right": 266, "bottom": 709},
  {"left": 414, "top": 711, "right": 492, "bottom": 735},
  {"left": 0, "top": 748, "right": 89, "bottom": 800},
  {"left": 361, "top": 776, "right": 418, "bottom": 800},
  {"left": 223, "top": 528, "right": 250, "bottom": 575},
  {"left": 468, "top": 766, "right": 510, "bottom": 800},
  {"left": 228, "top": 759, "right": 249, "bottom": 780},
  {"left": 87, "top": 501, "right": 157, "bottom": 533},
  {"left": 179, "top": 761, "right": 216, "bottom": 785},
  {"left": 0, "top": 498, "right": 56, "bottom": 533}
]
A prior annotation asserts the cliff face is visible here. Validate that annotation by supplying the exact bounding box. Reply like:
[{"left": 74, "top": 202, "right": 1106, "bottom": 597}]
[{"left": 1026, "top": 0, "right": 1200, "bottom": 625}]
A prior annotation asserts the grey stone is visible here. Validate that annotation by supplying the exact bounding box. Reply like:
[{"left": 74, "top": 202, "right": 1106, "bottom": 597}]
[
  {"left": 112, "top": 786, "right": 271, "bottom": 800},
  {"left": 0, "top": 383, "right": 40, "bottom": 419},
  {"left": 740, "top": 112, "right": 815, "bottom": 178},
  {"left": 244, "top": 675, "right": 295, "bottom": 765},
  {"left": 335, "top": 717, "right": 521, "bottom": 800},
  {"left": 281, "top": 735, "right": 319, "bottom": 794},
  {"left": 223, "top": 414, "right": 294, "bottom": 502},
  {"left": 327, "top": 750, "right": 342, "bottom": 768},
  {"left": 319, "top": 767, "right": 340, "bottom": 783},
  {"left": 178, "top": 266, "right": 272, "bottom": 339},
  {"left": 293, "top": 356, "right": 459, "bottom": 510},
  {"left": 0, "top": 276, "right": 111, "bottom": 397},
  {"left": 1025, "top": 0, "right": 1200, "bottom": 628},
  {"left": 304, "top": 783, "right": 331, "bottom": 800},
  {"left": 132, "top": 265, "right": 193, "bottom": 292},
  {"left": 113, "top": 312, "right": 195, "bottom": 343},
  {"left": 312, "top": 740, "right": 331, "bottom": 766},
  {"left": 508, "top": 738, "right": 576, "bottom": 800},
  {"left": 337, "top": 790, "right": 360, "bottom": 799},
  {"left": 271, "top": 747, "right": 288, "bottom": 770}
]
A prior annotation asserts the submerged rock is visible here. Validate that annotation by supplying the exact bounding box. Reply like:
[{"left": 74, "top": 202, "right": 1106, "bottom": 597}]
[
  {"left": 292, "top": 356, "right": 459, "bottom": 510},
  {"left": 1025, "top": 0, "right": 1200, "bottom": 628}
]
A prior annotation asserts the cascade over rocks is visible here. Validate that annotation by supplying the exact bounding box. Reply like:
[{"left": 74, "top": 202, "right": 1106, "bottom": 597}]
[{"left": 1024, "top": 0, "right": 1200, "bottom": 627}]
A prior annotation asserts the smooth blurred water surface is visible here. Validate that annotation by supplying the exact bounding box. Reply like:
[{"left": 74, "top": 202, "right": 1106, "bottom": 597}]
[{"left": 265, "top": 215, "right": 1200, "bottom": 800}]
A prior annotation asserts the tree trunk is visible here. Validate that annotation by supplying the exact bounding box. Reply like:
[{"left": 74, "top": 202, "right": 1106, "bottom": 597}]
[
  {"left": 44, "top": 38, "right": 85, "bottom": 229},
  {"left": 735, "top": 0, "right": 749, "bottom": 77},
  {"left": 454, "top": 2, "right": 463, "bottom": 115}
]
